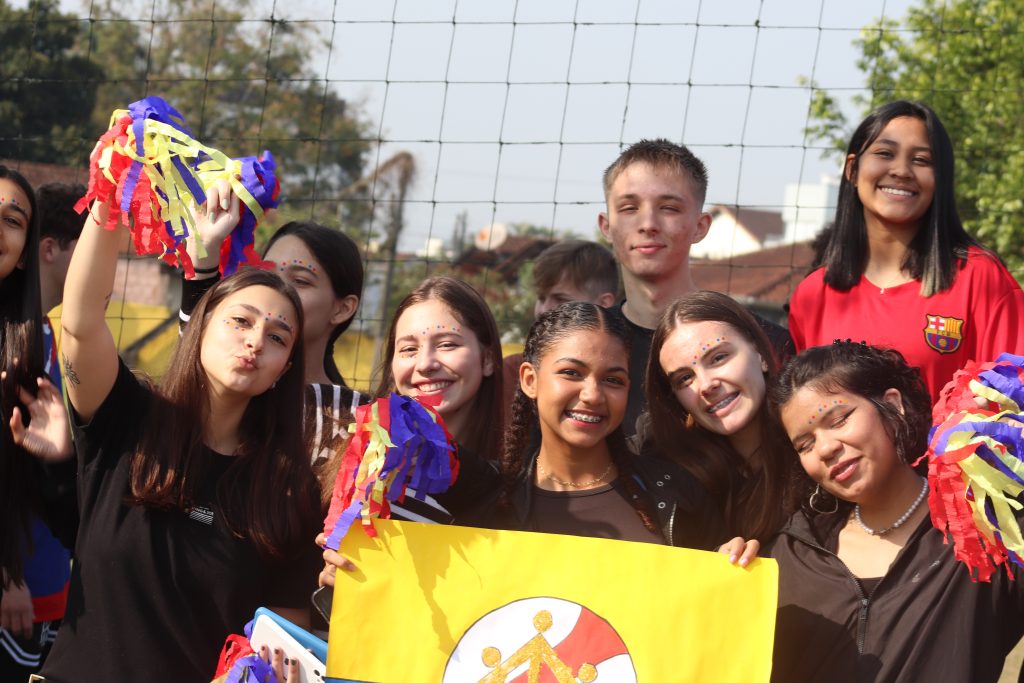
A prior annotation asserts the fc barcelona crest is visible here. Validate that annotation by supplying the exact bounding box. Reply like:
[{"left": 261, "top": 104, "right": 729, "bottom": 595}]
[{"left": 924, "top": 314, "right": 964, "bottom": 354}]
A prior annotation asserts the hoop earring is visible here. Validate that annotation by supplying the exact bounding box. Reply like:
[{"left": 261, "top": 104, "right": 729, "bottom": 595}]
[{"left": 809, "top": 484, "right": 838, "bottom": 514}]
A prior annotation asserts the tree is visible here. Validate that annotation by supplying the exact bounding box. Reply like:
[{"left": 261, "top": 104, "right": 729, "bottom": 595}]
[
  {"left": 804, "top": 0, "right": 1024, "bottom": 270},
  {"left": 0, "top": 0, "right": 103, "bottom": 162},
  {"left": 81, "top": 0, "right": 374, "bottom": 225}
]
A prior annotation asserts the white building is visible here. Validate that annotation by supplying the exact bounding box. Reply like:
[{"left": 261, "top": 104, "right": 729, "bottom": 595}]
[
  {"left": 770, "top": 174, "right": 840, "bottom": 247},
  {"left": 693, "top": 205, "right": 785, "bottom": 260}
]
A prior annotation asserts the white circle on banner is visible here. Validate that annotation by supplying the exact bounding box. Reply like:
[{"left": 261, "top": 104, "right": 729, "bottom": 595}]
[{"left": 442, "top": 596, "right": 636, "bottom": 682}]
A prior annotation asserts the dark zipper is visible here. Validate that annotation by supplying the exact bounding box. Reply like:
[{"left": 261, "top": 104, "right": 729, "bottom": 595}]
[
  {"left": 780, "top": 515, "right": 931, "bottom": 658},
  {"left": 798, "top": 538, "right": 871, "bottom": 654}
]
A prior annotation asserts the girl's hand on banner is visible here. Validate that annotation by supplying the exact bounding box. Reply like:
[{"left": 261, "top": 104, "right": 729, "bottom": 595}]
[
  {"left": 718, "top": 537, "right": 760, "bottom": 567},
  {"left": 315, "top": 532, "right": 356, "bottom": 588}
]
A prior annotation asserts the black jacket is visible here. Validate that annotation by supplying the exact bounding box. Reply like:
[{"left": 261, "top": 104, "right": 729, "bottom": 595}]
[
  {"left": 766, "top": 510, "right": 1024, "bottom": 683},
  {"left": 460, "top": 452, "right": 723, "bottom": 551}
]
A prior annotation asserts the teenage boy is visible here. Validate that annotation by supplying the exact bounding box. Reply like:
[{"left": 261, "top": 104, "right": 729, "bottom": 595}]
[
  {"left": 502, "top": 240, "right": 619, "bottom": 419},
  {"left": 598, "top": 139, "right": 792, "bottom": 439}
]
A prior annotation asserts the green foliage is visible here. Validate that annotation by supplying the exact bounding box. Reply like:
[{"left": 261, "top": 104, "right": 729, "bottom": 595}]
[
  {"left": 82, "top": 0, "right": 374, "bottom": 225},
  {"left": 804, "top": 0, "right": 1024, "bottom": 269},
  {"left": 0, "top": 0, "right": 103, "bottom": 162}
]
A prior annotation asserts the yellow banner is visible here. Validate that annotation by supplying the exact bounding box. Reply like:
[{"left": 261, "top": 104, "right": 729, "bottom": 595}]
[{"left": 328, "top": 520, "right": 777, "bottom": 682}]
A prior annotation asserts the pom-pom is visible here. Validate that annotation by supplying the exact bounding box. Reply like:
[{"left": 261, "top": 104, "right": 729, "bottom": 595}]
[
  {"left": 76, "top": 96, "right": 280, "bottom": 277},
  {"left": 925, "top": 353, "right": 1024, "bottom": 581},
  {"left": 321, "top": 394, "right": 459, "bottom": 549}
]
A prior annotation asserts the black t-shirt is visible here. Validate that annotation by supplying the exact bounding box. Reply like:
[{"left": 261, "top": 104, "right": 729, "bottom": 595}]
[
  {"left": 607, "top": 300, "right": 794, "bottom": 441},
  {"left": 42, "top": 361, "right": 321, "bottom": 683},
  {"left": 527, "top": 479, "right": 664, "bottom": 545}
]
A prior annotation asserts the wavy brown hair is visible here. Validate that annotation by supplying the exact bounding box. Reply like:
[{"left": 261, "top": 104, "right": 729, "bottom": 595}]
[
  {"left": 645, "top": 291, "right": 795, "bottom": 541},
  {"left": 127, "top": 269, "right": 320, "bottom": 557},
  {"left": 376, "top": 276, "right": 504, "bottom": 459},
  {"left": 0, "top": 165, "right": 44, "bottom": 585}
]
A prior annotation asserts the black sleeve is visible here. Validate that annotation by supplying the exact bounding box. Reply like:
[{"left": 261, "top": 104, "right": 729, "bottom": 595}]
[
  {"left": 263, "top": 531, "right": 323, "bottom": 609},
  {"left": 636, "top": 447, "right": 727, "bottom": 550},
  {"left": 435, "top": 445, "right": 502, "bottom": 517},
  {"left": 34, "top": 458, "right": 80, "bottom": 550},
  {"left": 71, "top": 360, "right": 150, "bottom": 470},
  {"left": 179, "top": 275, "right": 220, "bottom": 333}
]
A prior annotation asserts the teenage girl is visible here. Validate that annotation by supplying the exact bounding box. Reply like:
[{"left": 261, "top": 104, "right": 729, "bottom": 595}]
[
  {"left": 484, "top": 301, "right": 730, "bottom": 551},
  {"left": 40, "top": 197, "right": 321, "bottom": 683},
  {"left": 317, "top": 275, "right": 505, "bottom": 583},
  {"left": 788, "top": 100, "right": 1024, "bottom": 400},
  {"left": 765, "top": 342, "right": 1024, "bottom": 682},
  {"left": 183, "top": 184, "right": 366, "bottom": 464},
  {"left": 644, "top": 290, "right": 794, "bottom": 543},
  {"left": 320, "top": 300, "right": 753, "bottom": 587},
  {"left": 0, "top": 166, "right": 76, "bottom": 679}
]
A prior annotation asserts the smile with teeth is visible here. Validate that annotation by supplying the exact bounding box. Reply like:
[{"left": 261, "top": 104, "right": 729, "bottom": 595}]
[
  {"left": 706, "top": 393, "right": 738, "bottom": 413},
  {"left": 879, "top": 186, "right": 915, "bottom": 197},
  {"left": 416, "top": 380, "right": 453, "bottom": 392},
  {"left": 566, "top": 410, "right": 603, "bottom": 423}
]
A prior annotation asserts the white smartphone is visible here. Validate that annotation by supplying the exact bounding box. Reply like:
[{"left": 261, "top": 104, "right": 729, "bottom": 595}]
[{"left": 248, "top": 614, "right": 326, "bottom": 683}]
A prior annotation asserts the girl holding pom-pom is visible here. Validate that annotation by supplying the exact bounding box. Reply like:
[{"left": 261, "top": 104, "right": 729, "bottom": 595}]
[
  {"left": 764, "top": 341, "right": 1024, "bottom": 682},
  {"left": 181, "top": 183, "right": 367, "bottom": 467},
  {"left": 41, "top": 196, "right": 321, "bottom": 683}
]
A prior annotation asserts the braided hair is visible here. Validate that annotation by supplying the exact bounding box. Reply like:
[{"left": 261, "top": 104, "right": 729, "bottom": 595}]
[{"left": 500, "top": 302, "right": 657, "bottom": 534}]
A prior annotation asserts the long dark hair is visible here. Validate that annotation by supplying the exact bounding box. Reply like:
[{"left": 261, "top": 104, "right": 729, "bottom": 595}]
[
  {"left": 645, "top": 291, "right": 793, "bottom": 541},
  {"left": 376, "top": 276, "right": 504, "bottom": 458},
  {"left": 0, "top": 165, "right": 43, "bottom": 585},
  {"left": 822, "top": 100, "right": 983, "bottom": 297},
  {"left": 503, "top": 302, "right": 657, "bottom": 533},
  {"left": 128, "top": 269, "right": 320, "bottom": 557},
  {"left": 264, "top": 221, "right": 363, "bottom": 386},
  {"left": 769, "top": 341, "right": 932, "bottom": 517}
]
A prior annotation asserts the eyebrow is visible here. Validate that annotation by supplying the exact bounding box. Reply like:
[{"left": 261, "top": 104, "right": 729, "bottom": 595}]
[
  {"left": 616, "top": 192, "right": 687, "bottom": 203},
  {"left": 663, "top": 340, "right": 730, "bottom": 377},
  {"left": 555, "top": 357, "right": 628, "bottom": 374},
  {"left": 232, "top": 303, "right": 294, "bottom": 333},
  {"left": 790, "top": 403, "right": 848, "bottom": 439},
  {"left": 873, "top": 138, "right": 931, "bottom": 153},
  {"left": 278, "top": 263, "right": 318, "bottom": 275},
  {"left": 396, "top": 329, "right": 465, "bottom": 341},
  {"left": 2, "top": 203, "right": 29, "bottom": 219}
]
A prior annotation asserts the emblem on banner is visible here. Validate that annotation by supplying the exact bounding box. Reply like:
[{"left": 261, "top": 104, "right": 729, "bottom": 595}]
[
  {"left": 443, "top": 597, "right": 636, "bottom": 683},
  {"left": 924, "top": 314, "right": 964, "bottom": 354}
]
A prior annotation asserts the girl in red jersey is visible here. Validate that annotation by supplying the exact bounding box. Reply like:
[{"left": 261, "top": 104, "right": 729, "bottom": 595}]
[{"left": 788, "top": 100, "right": 1024, "bottom": 400}]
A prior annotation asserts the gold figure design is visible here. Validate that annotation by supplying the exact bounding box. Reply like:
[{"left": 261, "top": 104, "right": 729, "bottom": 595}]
[{"left": 476, "top": 610, "right": 598, "bottom": 683}]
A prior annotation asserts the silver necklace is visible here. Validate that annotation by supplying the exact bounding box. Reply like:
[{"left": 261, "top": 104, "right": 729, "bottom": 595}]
[
  {"left": 536, "top": 456, "right": 614, "bottom": 489},
  {"left": 854, "top": 476, "right": 928, "bottom": 536}
]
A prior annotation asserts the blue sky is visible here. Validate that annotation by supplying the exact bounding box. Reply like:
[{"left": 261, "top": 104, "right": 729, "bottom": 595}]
[{"left": 46, "top": 0, "right": 917, "bottom": 250}]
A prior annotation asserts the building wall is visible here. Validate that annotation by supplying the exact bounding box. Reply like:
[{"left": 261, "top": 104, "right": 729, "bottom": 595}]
[{"left": 692, "top": 211, "right": 762, "bottom": 260}]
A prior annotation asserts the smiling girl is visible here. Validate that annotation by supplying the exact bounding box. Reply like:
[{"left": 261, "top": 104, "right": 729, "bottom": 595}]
[
  {"left": 40, "top": 198, "right": 321, "bottom": 683},
  {"left": 765, "top": 341, "right": 1024, "bottom": 682},
  {"left": 644, "top": 291, "right": 794, "bottom": 543},
  {"left": 789, "top": 100, "right": 1024, "bottom": 399},
  {"left": 1, "top": 166, "right": 43, "bottom": 588},
  {"left": 358, "top": 275, "right": 504, "bottom": 523},
  {"left": 480, "top": 301, "right": 724, "bottom": 550}
]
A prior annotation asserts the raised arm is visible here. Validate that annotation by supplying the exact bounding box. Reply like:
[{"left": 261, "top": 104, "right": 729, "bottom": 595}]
[
  {"left": 59, "top": 200, "right": 121, "bottom": 421},
  {"left": 178, "top": 180, "right": 240, "bottom": 331}
]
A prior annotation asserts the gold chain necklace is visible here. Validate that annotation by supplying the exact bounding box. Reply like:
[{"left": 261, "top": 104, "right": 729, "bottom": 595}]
[{"left": 536, "top": 456, "right": 614, "bottom": 489}]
